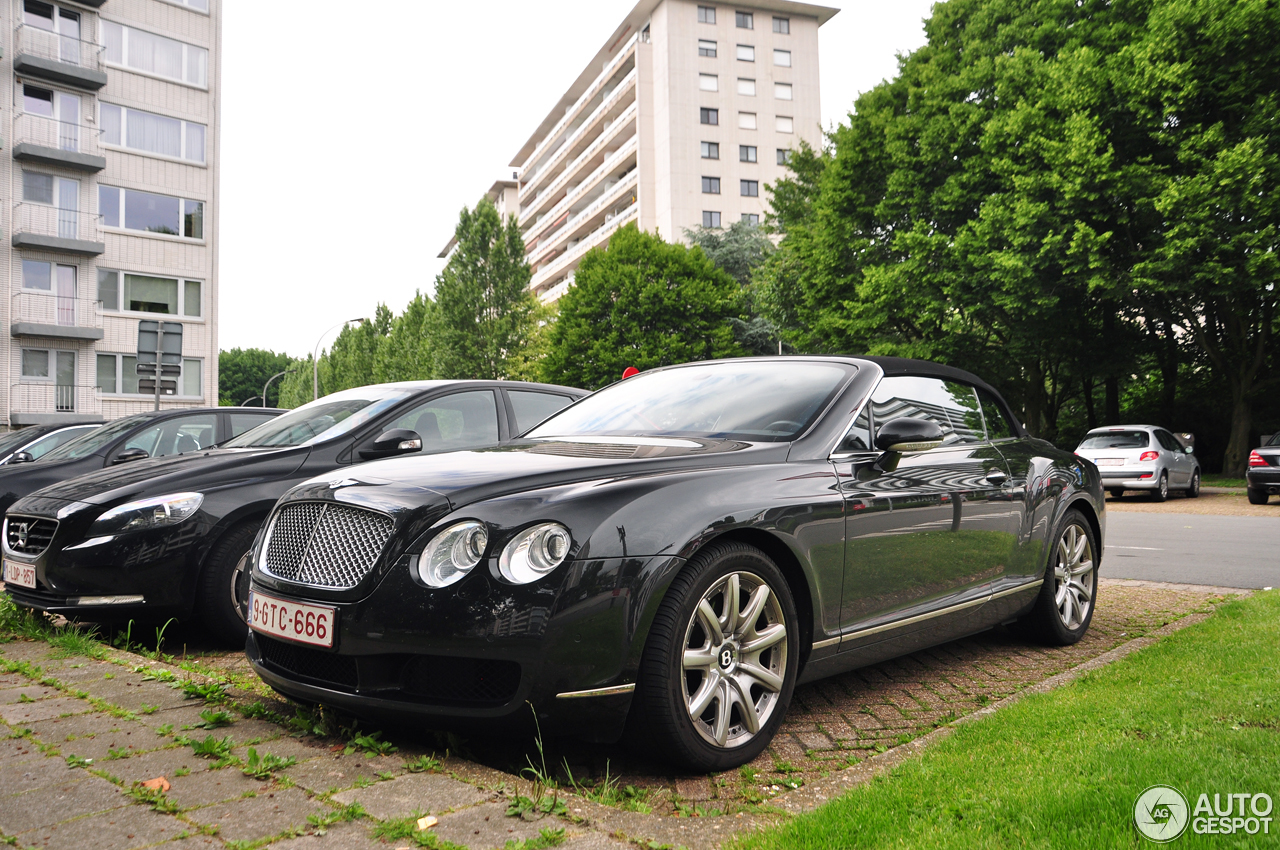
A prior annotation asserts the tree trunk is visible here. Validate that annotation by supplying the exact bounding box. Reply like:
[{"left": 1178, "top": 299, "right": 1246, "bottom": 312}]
[
  {"left": 1223, "top": 394, "right": 1253, "bottom": 478},
  {"left": 1155, "top": 325, "right": 1178, "bottom": 426},
  {"left": 1082, "top": 376, "right": 1097, "bottom": 430},
  {"left": 1104, "top": 377, "right": 1120, "bottom": 425}
]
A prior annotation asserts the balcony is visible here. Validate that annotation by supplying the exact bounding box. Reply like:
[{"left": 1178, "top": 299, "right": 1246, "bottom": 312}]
[
  {"left": 10, "top": 384, "right": 104, "bottom": 426},
  {"left": 531, "top": 182, "right": 639, "bottom": 290},
  {"left": 13, "top": 114, "right": 106, "bottom": 173},
  {"left": 527, "top": 138, "right": 639, "bottom": 260},
  {"left": 11, "top": 291, "right": 104, "bottom": 341},
  {"left": 14, "top": 24, "right": 107, "bottom": 91},
  {"left": 12, "top": 204, "right": 105, "bottom": 255}
]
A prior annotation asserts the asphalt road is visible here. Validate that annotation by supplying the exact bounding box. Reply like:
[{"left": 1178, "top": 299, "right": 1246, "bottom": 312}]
[{"left": 1104, "top": 512, "right": 1280, "bottom": 589}]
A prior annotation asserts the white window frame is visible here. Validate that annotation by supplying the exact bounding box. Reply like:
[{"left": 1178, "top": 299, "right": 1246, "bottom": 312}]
[
  {"left": 702, "top": 210, "right": 722, "bottom": 228},
  {"left": 698, "top": 39, "right": 717, "bottom": 58},
  {"left": 157, "top": 0, "right": 209, "bottom": 13},
  {"left": 99, "top": 102, "right": 206, "bottom": 164},
  {"left": 697, "top": 5, "right": 716, "bottom": 24},
  {"left": 701, "top": 141, "right": 719, "bottom": 160},
  {"left": 739, "top": 111, "right": 757, "bottom": 130},
  {"left": 742, "top": 213, "right": 761, "bottom": 225},
  {"left": 20, "top": 348, "right": 52, "bottom": 382},
  {"left": 776, "top": 115, "right": 794, "bottom": 133},
  {"left": 737, "top": 78, "right": 756, "bottom": 96},
  {"left": 774, "top": 49, "right": 792, "bottom": 67},
  {"left": 97, "top": 268, "right": 204, "bottom": 319},
  {"left": 735, "top": 10, "right": 753, "bottom": 29},
  {"left": 775, "top": 83, "right": 793, "bottom": 101},
  {"left": 96, "top": 352, "right": 204, "bottom": 399},
  {"left": 699, "top": 73, "right": 718, "bottom": 92},
  {"left": 98, "top": 185, "right": 205, "bottom": 241},
  {"left": 737, "top": 44, "right": 755, "bottom": 62},
  {"left": 773, "top": 16, "right": 790, "bottom": 34},
  {"left": 100, "top": 19, "right": 209, "bottom": 89},
  {"left": 740, "top": 145, "right": 757, "bottom": 162}
]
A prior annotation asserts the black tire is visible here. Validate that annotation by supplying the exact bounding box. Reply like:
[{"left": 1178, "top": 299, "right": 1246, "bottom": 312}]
[
  {"left": 1150, "top": 472, "right": 1169, "bottom": 502},
  {"left": 1186, "top": 470, "right": 1201, "bottom": 498},
  {"left": 1011, "top": 509, "right": 1098, "bottom": 646},
  {"left": 1108, "top": 489, "right": 1125, "bottom": 500},
  {"left": 1247, "top": 487, "right": 1270, "bottom": 506},
  {"left": 197, "top": 522, "right": 260, "bottom": 645},
  {"left": 635, "top": 541, "right": 799, "bottom": 772}
]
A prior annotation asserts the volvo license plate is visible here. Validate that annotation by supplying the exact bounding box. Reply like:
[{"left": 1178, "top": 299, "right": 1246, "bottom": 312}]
[
  {"left": 248, "top": 590, "right": 336, "bottom": 648},
  {"left": 3, "top": 560, "right": 36, "bottom": 589}
]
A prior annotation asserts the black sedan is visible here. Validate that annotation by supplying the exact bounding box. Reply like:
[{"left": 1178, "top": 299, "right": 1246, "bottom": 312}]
[
  {"left": 0, "top": 407, "right": 281, "bottom": 519},
  {"left": 1247, "top": 434, "right": 1280, "bottom": 504},
  {"left": 245, "top": 357, "right": 1105, "bottom": 771},
  {"left": 0, "top": 423, "right": 101, "bottom": 466},
  {"left": 3, "top": 381, "right": 585, "bottom": 643}
]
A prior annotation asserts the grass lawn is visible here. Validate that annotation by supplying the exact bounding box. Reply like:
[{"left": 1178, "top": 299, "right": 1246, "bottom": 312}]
[
  {"left": 1202, "top": 474, "right": 1248, "bottom": 489},
  {"left": 735, "top": 591, "right": 1279, "bottom": 849}
]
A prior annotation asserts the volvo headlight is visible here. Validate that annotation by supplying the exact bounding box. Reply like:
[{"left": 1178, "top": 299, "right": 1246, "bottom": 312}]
[
  {"left": 498, "top": 522, "right": 571, "bottom": 584},
  {"left": 88, "top": 492, "right": 204, "bottom": 538},
  {"left": 417, "top": 521, "right": 488, "bottom": 588}
]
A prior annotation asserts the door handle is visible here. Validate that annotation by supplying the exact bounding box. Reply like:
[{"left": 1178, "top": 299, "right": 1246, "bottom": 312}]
[{"left": 983, "top": 470, "right": 1008, "bottom": 486}]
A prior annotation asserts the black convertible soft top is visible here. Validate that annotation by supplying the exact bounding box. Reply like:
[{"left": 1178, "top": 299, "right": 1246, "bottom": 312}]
[{"left": 855, "top": 356, "right": 1026, "bottom": 438}]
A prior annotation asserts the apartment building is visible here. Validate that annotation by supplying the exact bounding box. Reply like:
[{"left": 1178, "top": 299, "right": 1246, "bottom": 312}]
[
  {"left": 3, "top": 0, "right": 220, "bottom": 428},
  {"left": 441, "top": 0, "right": 836, "bottom": 302}
]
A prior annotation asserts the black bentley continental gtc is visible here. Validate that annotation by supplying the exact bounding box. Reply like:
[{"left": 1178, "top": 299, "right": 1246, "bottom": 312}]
[{"left": 246, "top": 357, "right": 1105, "bottom": 770}]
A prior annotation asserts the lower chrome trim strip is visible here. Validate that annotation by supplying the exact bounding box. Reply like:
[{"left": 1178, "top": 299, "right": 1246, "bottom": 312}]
[
  {"left": 836, "top": 579, "right": 1046, "bottom": 644},
  {"left": 811, "top": 636, "right": 841, "bottom": 650},
  {"left": 555, "top": 683, "right": 636, "bottom": 700},
  {"left": 991, "top": 579, "right": 1043, "bottom": 601}
]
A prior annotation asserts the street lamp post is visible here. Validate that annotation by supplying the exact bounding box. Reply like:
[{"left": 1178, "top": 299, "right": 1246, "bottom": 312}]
[
  {"left": 313, "top": 318, "right": 366, "bottom": 401},
  {"left": 261, "top": 368, "right": 297, "bottom": 409},
  {"left": 240, "top": 395, "right": 262, "bottom": 407}
]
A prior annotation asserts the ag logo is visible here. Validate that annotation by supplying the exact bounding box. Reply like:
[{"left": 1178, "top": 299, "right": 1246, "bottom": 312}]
[{"left": 1135, "top": 785, "right": 1190, "bottom": 842}]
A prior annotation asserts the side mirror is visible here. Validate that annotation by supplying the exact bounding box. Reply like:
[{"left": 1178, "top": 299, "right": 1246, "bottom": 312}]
[
  {"left": 359, "top": 428, "right": 423, "bottom": 460},
  {"left": 8, "top": 451, "right": 34, "bottom": 465},
  {"left": 875, "top": 418, "right": 945, "bottom": 453},
  {"left": 1184, "top": 446, "right": 1194, "bottom": 455},
  {"left": 111, "top": 447, "right": 151, "bottom": 465}
]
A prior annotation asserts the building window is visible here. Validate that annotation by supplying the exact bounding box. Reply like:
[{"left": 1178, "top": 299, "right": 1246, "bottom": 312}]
[
  {"left": 742, "top": 213, "right": 760, "bottom": 225},
  {"left": 698, "top": 5, "right": 716, "bottom": 23},
  {"left": 699, "top": 73, "right": 718, "bottom": 92},
  {"left": 102, "top": 21, "right": 208, "bottom": 88},
  {"left": 773, "top": 16, "right": 790, "bottom": 34},
  {"left": 741, "top": 180, "right": 759, "bottom": 197},
  {"left": 167, "top": 0, "right": 209, "bottom": 10},
  {"left": 778, "top": 148, "right": 792, "bottom": 165},
  {"left": 774, "top": 49, "right": 792, "bottom": 67},
  {"left": 776, "top": 115, "right": 794, "bottom": 133},
  {"left": 21, "top": 349, "right": 50, "bottom": 379},
  {"left": 100, "top": 103, "right": 206, "bottom": 163},
  {"left": 702, "top": 211, "right": 722, "bottom": 228},
  {"left": 739, "top": 112, "right": 757, "bottom": 130},
  {"left": 737, "top": 78, "right": 756, "bottom": 96},
  {"left": 700, "top": 108, "right": 719, "bottom": 125},
  {"left": 737, "top": 44, "right": 755, "bottom": 62},
  {"left": 775, "top": 83, "right": 793, "bottom": 101},
  {"left": 96, "top": 353, "right": 202, "bottom": 397},
  {"left": 740, "top": 145, "right": 757, "bottom": 162},
  {"left": 99, "top": 186, "right": 204, "bottom": 239},
  {"left": 702, "top": 176, "right": 721, "bottom": 194},
  {"left": 698, "top": 39, "right": 717, "bottom": 58},
  {"left": 22, "top": 261, "right": 76, "bottom": 306},
  {"left": 736, "top": 11, "right": 753, "bottom": 29},
  {"left": 24, "top": 171, "right": 78, "bottom": 210},
  {"left": 701, "top": 141, "right": 720, "bottom": 159},
  {"left": 22, "top": 85, "right": 83, "bottom": 152},
  {"left": 98, "top": 269, "right": 202, "bottom": 317}
]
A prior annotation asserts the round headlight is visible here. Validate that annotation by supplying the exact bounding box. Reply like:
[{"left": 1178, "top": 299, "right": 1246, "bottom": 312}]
[
  {"left": 417, "top": 521, "right": 488, "bottom": 588},
  {"left": 499, "top": 522, "right": 572, "bottom": 584}
]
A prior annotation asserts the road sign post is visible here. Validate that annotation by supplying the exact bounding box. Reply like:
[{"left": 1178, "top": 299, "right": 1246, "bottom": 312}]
[{"left": 137, "top": 320, "right": 184, "bottom": 411}]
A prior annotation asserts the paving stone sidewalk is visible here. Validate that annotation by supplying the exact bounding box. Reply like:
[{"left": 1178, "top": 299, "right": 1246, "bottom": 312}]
[{"left": 0, "top": 578, "right": 1239, "bottom": 850}]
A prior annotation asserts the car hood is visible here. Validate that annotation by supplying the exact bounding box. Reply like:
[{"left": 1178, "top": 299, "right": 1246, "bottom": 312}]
[
  {"left": 289, "top": 437, "right": 784, "bottom": 512},
  {"left": 24, "top": 446, "right": 310, "bottom": 507}
]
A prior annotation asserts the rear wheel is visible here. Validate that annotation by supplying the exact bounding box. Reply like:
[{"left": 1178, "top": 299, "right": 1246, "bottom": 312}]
[
  {"left": 1186, "top": 470, "right": 1201, "bottom": 498},
  {"left": 1011, "top": 509, "right": 1097, "bottom": 646},
  {"left": 636, "top": 542, "right": 798, "bottom": 772},
  {"left": 1150, "top": 472, "right": 1169, "bottom": 502},
  {"left": 197, "top": 522, "right": 260, "bottom": 645},
  {"left": 1248, "top": 487, "right": 1270, "bottom": 506}
]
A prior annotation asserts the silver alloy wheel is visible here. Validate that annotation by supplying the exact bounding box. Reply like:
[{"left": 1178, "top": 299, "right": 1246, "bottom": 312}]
[
  {"left": 681, "top": 571, "right": 788, "bottom": 749},
  {"left": 1053, "top": 523, "right": 1094, "bottom": 630},
  {"left": 1158, "top": 473, "right": 1169, "bottom": 499},
  {"left": 230, "top": 552, "right": 250, "bottom": 623}
]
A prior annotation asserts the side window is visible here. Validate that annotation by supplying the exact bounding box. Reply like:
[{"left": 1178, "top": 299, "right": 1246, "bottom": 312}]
[
  {"left": 1155, "top": 430, "right": 1179, "bottom": 452},
  {"left": 122, "top": 424, "right": 163, "bottom": 456},
  {"left": 387, "top": 391, "right": 499, "bottom": 452},
  {"left": 509, "top": 391, "right": 573, "bottom": 434},
  {"left": 977, "top": 388, "right": 1017, "bottom": 441},
  {"left": 836, "top": 406, "right": 873, "bottom": 453},
  {"left": 229, "top": 413, "right": 274, "bottom": 438},
  {"left": 23, "top": 431, "right": 68, "bottom": 460},
  {"left": 869, "top": 377, "right": 985, "bottom": 445},
  {"left": 123, "top": 414, "right": 217, "bottom": 457}
]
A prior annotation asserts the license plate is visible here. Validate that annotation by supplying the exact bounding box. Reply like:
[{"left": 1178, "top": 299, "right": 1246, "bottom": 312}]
[
  {"left": 1095, "top": 458, "right": 1124, "bottom": 467},
  {"left": 3, "top": 559, "right": 36, "bottom": 589},
  {"left": 247, "top": 590, "right": 336, "bottom": 648}
]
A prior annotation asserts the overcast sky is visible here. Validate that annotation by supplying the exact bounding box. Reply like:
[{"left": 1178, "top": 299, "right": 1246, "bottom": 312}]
[{"left": 218, "top": 0, "right": 936, "bottom": 357}]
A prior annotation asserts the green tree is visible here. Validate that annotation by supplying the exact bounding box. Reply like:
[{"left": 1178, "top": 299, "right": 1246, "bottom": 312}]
[
  {"left": 322, "top": 305, "right": 392, "bottom": 394},
  {"left": 218, "top": 348, "right": 293, "bottom": 407},
  {"left": 274, "top": 356, "right": 317, "bottom": 409},
  {"left": 373, "top": 291, "right": 436, "bottom": 383},
  {"left": 685, "top": 220, "right": 785, "bottom": 356},
  {"left": 542, "top": 224, "right": 743, "bottom": 389},
  {"left": 432, "top": 198, "right": 537, "bottom": 380}
]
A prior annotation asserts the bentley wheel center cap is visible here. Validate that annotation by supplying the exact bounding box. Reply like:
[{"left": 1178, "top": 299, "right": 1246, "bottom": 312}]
[{"left": 718, "top": 643, "right": 738, "bottom": 671}]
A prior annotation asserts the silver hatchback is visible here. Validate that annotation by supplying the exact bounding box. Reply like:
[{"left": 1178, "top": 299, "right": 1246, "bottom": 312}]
[{"left": 1075, "top": 425, "right": 1201, "bottom": 501}]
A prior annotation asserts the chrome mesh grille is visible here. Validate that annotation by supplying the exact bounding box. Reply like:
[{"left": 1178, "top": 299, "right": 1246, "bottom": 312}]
[
  {"left": 262, "top": 503, "right": 393, "bottom": 589},
  {"left": 5, "top": 516, "right": 57, "bottom": 558}
]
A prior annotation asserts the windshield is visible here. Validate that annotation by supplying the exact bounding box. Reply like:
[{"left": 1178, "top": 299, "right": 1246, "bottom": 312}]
[
  {"left": 1270, "top": 433, "right": 1280, "bottom": 447},
  {"left": 38, "top": 414, "right": 153, "bottom": 462},
  {"left": 526, "top": 361, "right": 854, "bottom": 442},
  {"left": 224, "top": 386, "right": 418, "bottom": 448},
  {"left": 1078, "top": 430, "right": 1150, "bottom": 450}
]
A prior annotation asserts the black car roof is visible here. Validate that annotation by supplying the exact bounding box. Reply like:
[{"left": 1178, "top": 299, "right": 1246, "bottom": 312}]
[{"left": 854, "top": 356, "right": 1001, "bottom": 397}]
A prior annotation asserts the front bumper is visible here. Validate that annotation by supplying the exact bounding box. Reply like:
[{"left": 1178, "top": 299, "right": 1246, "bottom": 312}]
[
  {"left": 1247, "top": 467, "right": 1280, "bottom": 494},
  {"left": 246, "top": 554, "right": 684, "bottom": 741}
]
